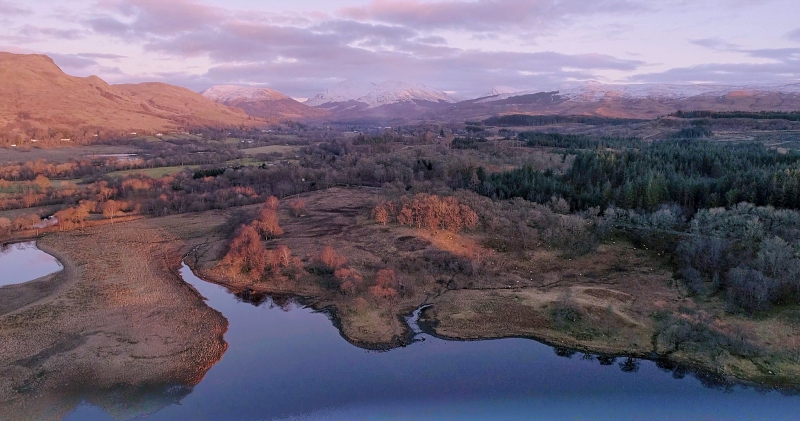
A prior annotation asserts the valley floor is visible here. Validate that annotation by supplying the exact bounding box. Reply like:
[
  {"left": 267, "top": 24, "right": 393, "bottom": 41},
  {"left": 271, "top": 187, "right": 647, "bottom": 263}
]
[{"left": 1, "top": 186, "right": 799, "bottom": 420}]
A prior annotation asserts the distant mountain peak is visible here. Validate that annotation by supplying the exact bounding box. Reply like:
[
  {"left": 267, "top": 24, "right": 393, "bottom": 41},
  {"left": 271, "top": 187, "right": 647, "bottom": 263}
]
[
  {"left": 201, "top": 84, "right": 327, "bottom": 120},
  {"left": 306, "top": 80, "right": 457, "bottom": 107},
  {"left": 481, "top": 81, "right": 800, "bottom": 104},
  {"left": 487, "top": 86, "right": 524, "bottom": 97},
  {"left": 202, "top": 85, "right": 290, "bottom": 103}
]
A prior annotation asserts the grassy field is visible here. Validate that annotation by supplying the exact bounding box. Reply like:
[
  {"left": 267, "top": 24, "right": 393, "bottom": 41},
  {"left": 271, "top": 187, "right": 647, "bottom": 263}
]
[
  {"left": 241, "top": 145, "right": 302, "bottom": 155},
  {"left": 132, "top": 133, "right": 203, "bottom": 143},
  {"left": 0, "top": 145, "right": 141, "bottom": 164},
  {"left": 225, "top": 158, "right": 264, "bottom": 166},
  {"left": 103, "top": 165, "right": 198, "bottom": 178}
]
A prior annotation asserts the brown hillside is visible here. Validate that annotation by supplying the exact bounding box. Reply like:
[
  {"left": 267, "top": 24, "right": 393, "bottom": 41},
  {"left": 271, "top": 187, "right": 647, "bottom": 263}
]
[
  {"left": 0, "top": 53, "right": 259, "bottom": 145},
  {"left": 226, "top": 97, "right": 329, "bottom": 121},
  {"left": 202, "top": 86, "right": 329, "bottom": 121},
  {"left": 115, "top": 82, "right": 259, "bottom": 127}
]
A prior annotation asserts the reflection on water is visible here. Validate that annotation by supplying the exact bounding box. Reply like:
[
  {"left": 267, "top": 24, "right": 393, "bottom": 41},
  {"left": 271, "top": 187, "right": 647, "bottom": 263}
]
[
  {"left": 0, "top": 241, "right": 63, "bottom": 286},
  {"left": 56, "top": 263, "right": 800, "bottom": 421}
]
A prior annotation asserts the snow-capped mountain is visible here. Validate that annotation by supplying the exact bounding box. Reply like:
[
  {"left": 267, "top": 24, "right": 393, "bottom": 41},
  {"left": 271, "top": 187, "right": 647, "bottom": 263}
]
[
  {"left": 486, "top": 86, "right": 525, "bottom": 97},
  {"left": 202, "top": 85, "right": 290, "bottom": 103},
  {"left": 435, "top": 81, "right": 800, "bottom": 121},
  {"left": 306, "top": 80, "right": 457, "bottom": 108},
  {"left": 202, "top": 85, "right": 328, "bottom": 120},
  {"left": 482, "top": 81, "right": 800, "bottom": 103},
  {"left": 556, "top": 82, "right": 735, "bottom": 101}
]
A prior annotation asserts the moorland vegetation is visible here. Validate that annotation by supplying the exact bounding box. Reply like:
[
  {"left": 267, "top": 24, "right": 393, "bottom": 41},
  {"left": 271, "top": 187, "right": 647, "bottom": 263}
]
[{"left": 4, "top": 116, "right": 800, "bottom": 385}]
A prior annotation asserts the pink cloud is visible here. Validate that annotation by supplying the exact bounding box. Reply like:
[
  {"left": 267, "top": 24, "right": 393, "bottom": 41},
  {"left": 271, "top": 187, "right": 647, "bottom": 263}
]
[
  {"left": 0, "top": 0, "right": 31, "bottom": 16},
  {"left": 76, "top": 0, "right": 647, "bottom": 97},
  {"left": 339, "top": 0, "right": 646, "bottom": 32}
]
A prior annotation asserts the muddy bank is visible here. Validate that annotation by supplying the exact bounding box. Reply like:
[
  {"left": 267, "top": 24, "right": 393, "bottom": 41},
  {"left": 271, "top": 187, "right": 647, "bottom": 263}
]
[
  {"left": 0, "top": 219, "right": 228, "bottom": 421},
  {"left": 417, "top": 289, "right": 800, "bottom": 389}
]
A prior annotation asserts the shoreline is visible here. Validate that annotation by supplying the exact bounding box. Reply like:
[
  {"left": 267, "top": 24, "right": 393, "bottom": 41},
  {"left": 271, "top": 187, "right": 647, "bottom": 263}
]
[
  {"left": 0, "top": 241, "right": 73, "bottom": 318},
  {"left": 190, "top": 259, "right": 419, "bottom": 351},
  {"left": 186, "top": 257, "right": 800, "bottom": 391},
  {"left": 414, "top": 308, "right": 798, "bottom": 392},
  {"left": 2, "top": 199, "right": 798, "bottom": 415}
]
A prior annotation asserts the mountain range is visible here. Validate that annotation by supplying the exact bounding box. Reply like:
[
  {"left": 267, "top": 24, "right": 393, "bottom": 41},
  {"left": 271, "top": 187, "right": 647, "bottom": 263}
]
[
  {"left": 3, "top": 51, "right": 800, "bottom": 144},
  {"left": 203, "top": 79, "right": 800, "bottom": 121}
]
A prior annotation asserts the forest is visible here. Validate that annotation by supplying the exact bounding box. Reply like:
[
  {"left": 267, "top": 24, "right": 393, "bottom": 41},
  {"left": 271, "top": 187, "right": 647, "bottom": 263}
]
[{"left": 477, "top": 137, "right": 800, "bottom": 212}]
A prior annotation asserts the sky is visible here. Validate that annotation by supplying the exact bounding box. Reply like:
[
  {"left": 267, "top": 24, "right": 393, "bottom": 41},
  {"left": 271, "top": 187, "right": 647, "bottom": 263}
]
[{"left": 1, "top": 0, "right": 799, "bottom": 99}]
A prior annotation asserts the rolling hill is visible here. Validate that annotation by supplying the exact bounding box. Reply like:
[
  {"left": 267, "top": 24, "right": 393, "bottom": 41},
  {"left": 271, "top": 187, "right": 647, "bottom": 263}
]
[{"left": 0, "top": 52, "right": 259, "bottom": 144}]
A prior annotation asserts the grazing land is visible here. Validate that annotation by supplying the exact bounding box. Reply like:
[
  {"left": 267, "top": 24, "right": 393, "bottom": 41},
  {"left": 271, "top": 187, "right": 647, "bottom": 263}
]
[
  {"left": 0, "top": 145, "right": 141, "bottom": 165},
  {"left": 103, "top": 165, "right": 200, "bottom": 179},
  {"left": 240, "top": 145, "right": 302, "bottom": 155}
]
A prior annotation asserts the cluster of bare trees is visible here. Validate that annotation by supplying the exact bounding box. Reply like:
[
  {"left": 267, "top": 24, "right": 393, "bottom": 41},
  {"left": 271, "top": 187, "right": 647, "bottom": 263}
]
[
  {"left": 0, "top": 200, "right": 135, "bottom": 239},
  {"left": 311, "top": 246, "right": 399, "bottom": 301},
  {"left": 222, "top": 197, "right": 303, "bottom": 283},
  {"left": 372, "top": 194, "right": 479, "bottom": 233},
  {"left": 369, "top": 269, "right": 399, "bottom": 300},
  {"left": 223, "top": 226, "right": 300, "bottom": 278},
  {"left": 0, "top": 176, "right": 118, "bottom": 212},
  {"left": 53, "top": 203, "right": 91, "bottom": 231},
  {"left": 253, "top": 197, "right": 284, "bottom": 239}
]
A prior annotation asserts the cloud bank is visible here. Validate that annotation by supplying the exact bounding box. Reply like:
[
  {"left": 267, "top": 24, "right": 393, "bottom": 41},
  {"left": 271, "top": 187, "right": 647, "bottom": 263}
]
[{"left": 0, "top": 0, "right": 798, "bottom": 96}]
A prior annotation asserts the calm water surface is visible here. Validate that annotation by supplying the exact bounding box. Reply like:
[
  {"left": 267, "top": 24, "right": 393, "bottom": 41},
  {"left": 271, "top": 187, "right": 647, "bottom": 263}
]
[
  {"left": 47, "top": 263, "right": 800, "bottom": 420},
  {"left": 0, "top": 241, "right": 62, "bottom": 286}
]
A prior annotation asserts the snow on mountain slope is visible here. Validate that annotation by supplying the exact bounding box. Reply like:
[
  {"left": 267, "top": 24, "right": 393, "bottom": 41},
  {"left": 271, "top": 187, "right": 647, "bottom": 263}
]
[
  {"left": 481, "top": 82, "right": 800, "bottom": 104},
  {"left": 202, "top": 85, "right": 290, "bottom": 103},
  {"left": 306, "top": 80, "right": 456, "bottom": 107},
  {"left": 557, "top": 82, "right": 734, "bottom": 101}
]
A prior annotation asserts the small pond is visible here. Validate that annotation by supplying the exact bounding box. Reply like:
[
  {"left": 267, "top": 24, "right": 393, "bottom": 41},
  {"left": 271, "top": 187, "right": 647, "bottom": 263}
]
[{"left": 0, "top": 241, "right": 63, "bottom": 287}]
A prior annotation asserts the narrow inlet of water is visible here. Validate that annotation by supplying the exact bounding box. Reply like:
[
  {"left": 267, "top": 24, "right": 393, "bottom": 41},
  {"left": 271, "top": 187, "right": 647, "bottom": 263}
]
[{"left": 43, "top": 262, "right": 800, "bottom": 421}]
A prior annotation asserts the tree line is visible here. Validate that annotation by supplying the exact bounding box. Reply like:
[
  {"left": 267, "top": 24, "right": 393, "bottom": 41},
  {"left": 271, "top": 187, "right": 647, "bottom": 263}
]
[
  {"left": 484, "top": 114, "right": 644, "bottom": 126},
  {"left": 475, "top": 139, "right": 800, "bottom": 213},
  {"left": 672, "top": 110, "right": 800, "bottom": 121}
]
